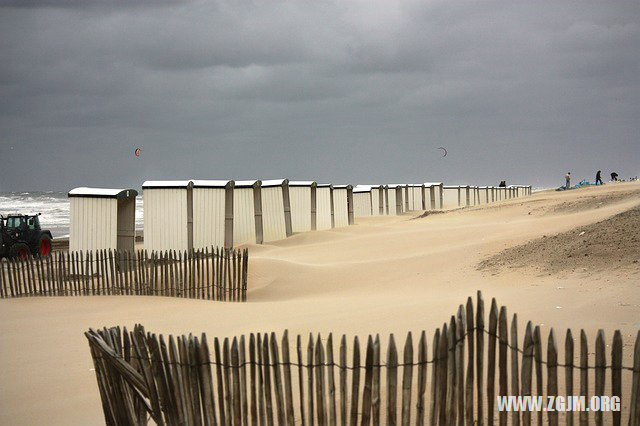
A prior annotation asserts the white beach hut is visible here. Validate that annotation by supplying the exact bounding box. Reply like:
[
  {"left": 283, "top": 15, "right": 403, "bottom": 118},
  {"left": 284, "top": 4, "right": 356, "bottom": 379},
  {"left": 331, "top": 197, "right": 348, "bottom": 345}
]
[
  {"left": 369, "top": 185, "right": 384, "bottom": 215},
  {"left": 68, "top": 187, "right": 138, "bottom": 253},
  {"left": 424, "top": 183, "right": 444, "bottom": 210},
  {"left": 142, "top": 180, "right": 194, "bottom": 252},
  {"left": 191, "top": 180, "right": 234, "bottom": 249},
  {"left": 499, "top": 187, "right": 506, "bottom": 200},
  {"left": 462, "top": 186, "right": 471, "bottom": 207},
  {"left": 387, "top": 185, "right": 405, "bottom": 215},
  {"left": 315, "top": 184, "right": 333, "bottom": 230},
  {"left": 232, "top": 180, "right": 263, "bottom": 246},
  {"left": 442, "top": 185, "right": 470, "bottom": 209},
  {"left": 479, "top": 186, "right": 490, "bottom": 204},
  {"left": 332, "top": 185, "right": 353, "bottom": 227},
  {"left": 383, "top": 185, "right": 392, "bottom": 215},
  {"left": 388, "top": 184, "right": 404, "bottom": 212},
  {"left": 353, "top": 186, "right": 373, "bottom": 217},
  {"left": 260, "top": 179, "right": 292, "bottom": 243},
  {"left": 442, "top": 185, "right": 458, "bottom": 209},
  {"left": 288, "top": 181, "right": 317, "bottom": 233},
  {"left": 408, "top": 184, "right": 424, "bottom": 211},
  {"left": 403, "top": 185, "right": 410, "bottom": 212}
]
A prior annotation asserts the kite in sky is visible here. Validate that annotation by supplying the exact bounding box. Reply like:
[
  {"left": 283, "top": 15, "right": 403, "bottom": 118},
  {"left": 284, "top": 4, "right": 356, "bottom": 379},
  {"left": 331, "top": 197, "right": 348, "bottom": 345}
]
[
  {"left": 135, "top": 147, "right": 141, "bottom": 157},
  {"left": 438, "top": 147, "right": 447, "bottom": 157}
]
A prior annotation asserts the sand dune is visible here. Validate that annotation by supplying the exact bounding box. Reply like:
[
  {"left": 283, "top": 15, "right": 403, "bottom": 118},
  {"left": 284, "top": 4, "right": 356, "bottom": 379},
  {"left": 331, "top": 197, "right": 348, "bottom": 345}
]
[{"left": 1, "top": 182, "right": 639, "bottom": 425}]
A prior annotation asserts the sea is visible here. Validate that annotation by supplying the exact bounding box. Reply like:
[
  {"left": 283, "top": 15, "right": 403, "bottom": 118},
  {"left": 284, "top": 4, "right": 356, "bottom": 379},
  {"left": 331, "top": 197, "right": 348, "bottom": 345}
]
[{"left": 0, "top": 192, "right": 143, "bottom": 239}]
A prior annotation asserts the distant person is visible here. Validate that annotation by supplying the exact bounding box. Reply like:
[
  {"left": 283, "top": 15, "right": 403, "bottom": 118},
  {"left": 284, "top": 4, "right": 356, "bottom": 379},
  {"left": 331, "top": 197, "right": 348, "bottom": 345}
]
[
  {"left": 595, "top": 170, "right": 603, "bottom": 185},
  {"left": 498, "top": 180, "right": 506, "bottom": 188},
  {"left": 611, "top": 172, "right": 618, "bottom": 181},
  {"left": 565, "top": 172, "right": 571, "bottom": 189}
]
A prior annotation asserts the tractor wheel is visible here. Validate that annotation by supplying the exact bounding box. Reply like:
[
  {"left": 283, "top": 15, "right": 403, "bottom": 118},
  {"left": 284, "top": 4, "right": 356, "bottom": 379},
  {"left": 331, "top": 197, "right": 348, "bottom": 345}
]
[
  {"left": 9, "top": 243, "right": 30, "bottom": 260},
  {"left": 38, "top": 234, "right": 52, "bottom": 257}
]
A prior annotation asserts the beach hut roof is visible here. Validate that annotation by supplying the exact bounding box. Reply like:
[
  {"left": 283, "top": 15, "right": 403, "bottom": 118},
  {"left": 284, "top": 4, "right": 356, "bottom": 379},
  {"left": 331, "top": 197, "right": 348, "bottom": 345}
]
[
  {"left": 142, "top": 180, "right": 193, "bottom": 189},
  {"left": 68, "top": 187, "right": 138, "bottom": 199},
  {"left": 408, "top": 183, "right": 424, "bottom": 187},
  {"left": 288, "top": 181, "right": 317, "bottom": 187},
  {"left": 234, "top": 180, "right": 261, "bottom": 188},
  {"left": 261, "top": 179, "right": 289, "bottom": 188},
  {"left": 192, "top": 180, "right": 234, "bottom": 188},
  {"left": 316, "top": 183, "right": 333, "bottom": 188},
  {"left": 333, "top": 184, "right": 353, "bottom": 189},
  {"left": 424, "top": 182, "right": 443, "bottom": 186},
  {"left": 353, "top": 187, "right": 371, "bottom": 193}
]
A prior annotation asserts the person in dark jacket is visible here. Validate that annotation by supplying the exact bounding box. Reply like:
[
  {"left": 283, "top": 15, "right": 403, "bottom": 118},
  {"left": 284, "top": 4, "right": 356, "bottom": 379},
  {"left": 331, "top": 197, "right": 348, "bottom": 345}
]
[
  {"left": 611, "top": 172, "right": 619, "bottom": 181},
  {"left": 595, "top": 170, "right": 603, "bottom": 185}
]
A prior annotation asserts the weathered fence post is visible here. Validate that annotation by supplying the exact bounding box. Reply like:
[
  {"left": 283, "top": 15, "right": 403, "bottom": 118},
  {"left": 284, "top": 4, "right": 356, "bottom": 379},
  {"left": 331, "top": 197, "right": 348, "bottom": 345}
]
[
  {"left": 595, "top": 330, "right": 606, "bottom": 426},
  {"left": 547, "top": 329, "right": 558, "bottom": 426},
  {"left": 565, "top": 329, "right": 574, "bottom": 426}
]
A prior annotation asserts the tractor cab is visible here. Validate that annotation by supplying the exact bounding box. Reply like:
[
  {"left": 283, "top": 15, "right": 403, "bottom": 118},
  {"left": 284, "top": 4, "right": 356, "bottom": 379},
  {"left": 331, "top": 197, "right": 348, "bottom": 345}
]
[
  {"left": 5, "top": 214, "right": 41, "bottom": 233},
  {"left": 0, "top": 214, "right": 52, "bottom": 259}
]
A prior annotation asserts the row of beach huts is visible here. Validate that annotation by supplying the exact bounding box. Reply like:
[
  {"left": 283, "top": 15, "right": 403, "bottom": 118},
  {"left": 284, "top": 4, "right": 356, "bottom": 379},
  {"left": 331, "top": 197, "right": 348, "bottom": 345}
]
[{"left": 67, "top": 181, "right": 532, "bottom": 254}]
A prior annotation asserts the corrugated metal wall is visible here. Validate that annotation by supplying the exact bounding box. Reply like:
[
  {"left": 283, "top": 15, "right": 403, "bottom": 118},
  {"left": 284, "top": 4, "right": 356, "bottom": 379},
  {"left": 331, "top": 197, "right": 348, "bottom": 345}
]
[
  {"left": 315, "top": 187, "right": 332, "bottom": 230},
  {"left": 435, "top": 186, "right": 443, "bottom": 209},
  {"left": 396, "top": 188, "right": 405, "bottom": 214},
  {"left": 353, "top": 193, "right": 372, "bottom": 217},
  {"left": 233, "top": 188, "right": 257, "bottom": 245},
  {"left": 442, "top": 187, "right": 460, "bottom": 209},
  {"left": 261, "top": 187, "right": 287, "bottom": 242},
  {"left": 386, "top": 188, "right": 396, "bottom": 215},
  {"left": 424, "top": 187, "right": 434, "bottom": 210},
  {"left": 116, "top": 198, "right": 136, "bottom": 252},
  {"left": 411, "top": 187, "right": 423, "bottom": 210},
  {"left": 289, "top": 187, "right": 311, "bottom": 233},
  {"left": 370, "top": 188, "right": 380, "bottom": 215},
  {"left": 144, "top": 188, "right": 189, "bottom": 252},
  {"left": 69, "top": 197, "right": 118, "bottom": 252},
  {"left": 192, "top": 188, "right": 226, "bottom": 249},
  {"left": 406, "top": 187, "right": 413, "bottom": 211},
  {"left": 462, "top": 187, "right": 470, "bottom": 207},
  {"left": 333, "top": 188, "right": 349, "bottom": 227}
]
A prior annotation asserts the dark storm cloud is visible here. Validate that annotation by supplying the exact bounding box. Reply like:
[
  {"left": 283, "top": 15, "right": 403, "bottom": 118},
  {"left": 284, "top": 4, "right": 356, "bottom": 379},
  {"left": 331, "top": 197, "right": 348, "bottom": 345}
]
[{"left": 1, "top": 0, "right": 639, "bottom": 192}]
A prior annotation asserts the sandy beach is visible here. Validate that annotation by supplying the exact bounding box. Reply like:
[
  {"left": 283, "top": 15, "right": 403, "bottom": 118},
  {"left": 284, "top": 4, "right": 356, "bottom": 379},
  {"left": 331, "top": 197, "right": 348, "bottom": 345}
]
[{"left": 1, "top": 182, "right": 639, "bottom": 425}]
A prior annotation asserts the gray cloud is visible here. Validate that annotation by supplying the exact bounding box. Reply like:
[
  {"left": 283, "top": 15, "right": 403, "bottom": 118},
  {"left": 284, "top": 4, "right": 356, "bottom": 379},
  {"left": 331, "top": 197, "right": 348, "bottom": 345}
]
[{"left": 1, "top": 0, "right": 639, "bottom": 192}]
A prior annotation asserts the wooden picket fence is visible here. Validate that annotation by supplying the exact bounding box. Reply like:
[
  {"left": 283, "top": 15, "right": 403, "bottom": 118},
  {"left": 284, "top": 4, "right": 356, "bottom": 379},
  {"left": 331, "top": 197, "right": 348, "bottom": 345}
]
[
  {"left": 85, "top": 291, "right": 640, "bottom": 425},
  {"left": 0, "top": 247, "right": 248, "bottom": 302}
]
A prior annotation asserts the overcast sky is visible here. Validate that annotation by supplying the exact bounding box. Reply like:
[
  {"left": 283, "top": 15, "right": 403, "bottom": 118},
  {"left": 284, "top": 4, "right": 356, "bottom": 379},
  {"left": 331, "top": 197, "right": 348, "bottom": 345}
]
[{"left": 1, "top": 0, "right": 638, "bottom": 192}]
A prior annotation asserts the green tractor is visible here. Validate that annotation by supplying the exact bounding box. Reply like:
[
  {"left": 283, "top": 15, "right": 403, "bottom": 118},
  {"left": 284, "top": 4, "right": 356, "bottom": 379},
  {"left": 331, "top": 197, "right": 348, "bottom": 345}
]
[{"left": 0, "top": 214, "right": 53, "bottom": 259}]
